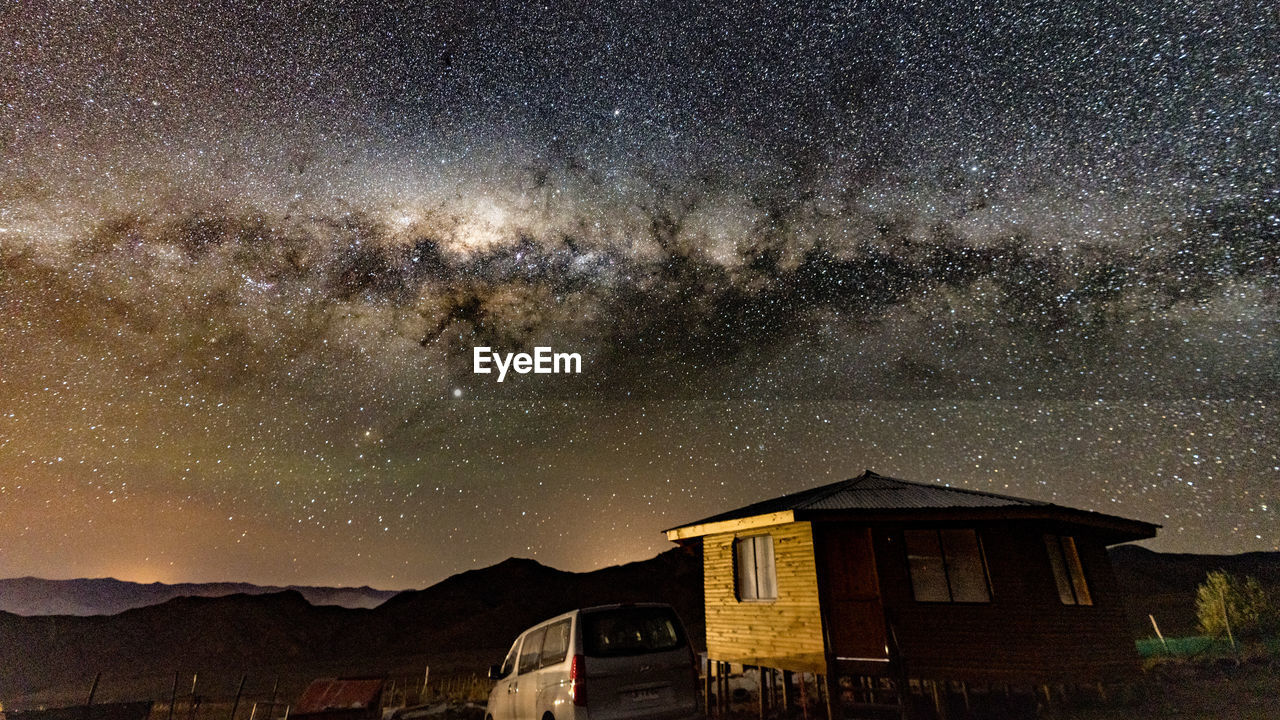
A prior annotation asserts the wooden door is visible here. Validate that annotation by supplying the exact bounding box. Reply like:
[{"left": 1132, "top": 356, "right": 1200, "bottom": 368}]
[{"left": 817, "top": 526, "right": 888, "bottom": 661}]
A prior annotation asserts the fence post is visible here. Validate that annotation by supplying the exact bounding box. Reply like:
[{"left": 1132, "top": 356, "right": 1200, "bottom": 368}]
[
  {"left": 269, "top": 678, "right": 279, "bottom": 719},
  {"left": 1149, "top": 615, "right": 1169, "bottom": 653},
  {"left": 229, "top": 675, "right": 246, "bottom": 720},
  {"left": 86, "top": 673, "right": 101, "bottom": 706},
  {"left": 188, "top": 674, "right": 199, "bottom": 720},
  {"left": 168, "top": 672, "right": 178, "bottom": 720}
]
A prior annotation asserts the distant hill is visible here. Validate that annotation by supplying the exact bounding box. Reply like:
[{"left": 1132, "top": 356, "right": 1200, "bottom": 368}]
[
  {"left": 0, "top": 547, "right": 703, "bottom": 704},
  {"left": 1108, "top": 544, "right": 1280, "bottom": 637},
  {"left": 0, "top": 577, "right": 399, "bottom": 616},
  {"left": 367, "top": 549, "right": 704, "bottom": 657}
]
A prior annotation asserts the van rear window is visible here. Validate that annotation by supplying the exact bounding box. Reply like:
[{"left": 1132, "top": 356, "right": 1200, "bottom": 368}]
[{"left": 582, "top": 607, "right": 685, "bottom": 657}]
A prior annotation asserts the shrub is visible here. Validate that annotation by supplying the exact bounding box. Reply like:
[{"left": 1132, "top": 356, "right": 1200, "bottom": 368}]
[{"left": 1195, "top": 570, "right": 1275, "bottom": 639}]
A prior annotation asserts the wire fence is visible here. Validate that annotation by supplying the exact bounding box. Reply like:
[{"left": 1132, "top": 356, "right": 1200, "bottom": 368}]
[{"left": 19, "top": 669, "right": 495, "bottom": 720}]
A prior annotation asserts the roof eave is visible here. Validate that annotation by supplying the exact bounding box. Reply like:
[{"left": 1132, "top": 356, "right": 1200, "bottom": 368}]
[
  {"left": 793, "top": 506, "right": 1160, "bottom": 544},
  {"left": 664, "top": 510, "right": 797, "bottom": 541}
]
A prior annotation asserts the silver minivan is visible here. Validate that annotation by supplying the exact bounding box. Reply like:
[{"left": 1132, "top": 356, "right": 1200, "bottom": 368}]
[{"left": 485, "top": 603, "right": 702, "bottom": 720}]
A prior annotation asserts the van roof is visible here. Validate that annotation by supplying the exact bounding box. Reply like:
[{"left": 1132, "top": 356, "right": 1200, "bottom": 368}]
[{"left": 521, "top": 602, "right": 676, "bottom": 633}]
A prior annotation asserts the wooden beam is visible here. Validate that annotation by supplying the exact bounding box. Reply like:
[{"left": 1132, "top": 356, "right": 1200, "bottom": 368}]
[
  {"left": 706, "top": 655, "right": 716, "bottom": 717},
  {"left": 822, "top": 672, "right": 836, "bottom": 720},
  {"left": 720, "top": 662, "right": 730, "bottom": 716},
  {"left": 758, "top": 667, "right": 764, "bottom": 720},
  {"left": 666, "top": 511, "right": 796, "bottom": 541}
]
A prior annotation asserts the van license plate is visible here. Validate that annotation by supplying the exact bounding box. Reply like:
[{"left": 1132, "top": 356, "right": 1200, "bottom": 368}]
[{"left": 628, "top": 689, "right": 661, "bottom": 703}]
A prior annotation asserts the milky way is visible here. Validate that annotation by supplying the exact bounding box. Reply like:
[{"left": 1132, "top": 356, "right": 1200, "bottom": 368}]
[{"left": 0, "top": 0, "right": 1276, "bottom": 587}]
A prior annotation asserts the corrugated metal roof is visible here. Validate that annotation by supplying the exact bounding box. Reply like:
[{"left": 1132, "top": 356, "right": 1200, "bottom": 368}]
[
  {"left": 803, "top": 472, "right": 1049, "bottom": 510},
  {"left": 295, "top": 678, "right": 384, "bottom": 715},
  {"left": 673, "top": 470, "right": 1056, "bottom": 529}
]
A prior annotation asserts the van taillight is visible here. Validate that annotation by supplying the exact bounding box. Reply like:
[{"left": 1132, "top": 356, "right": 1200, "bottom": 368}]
[{"left": 570, "top": 653, "right": 587, "bottom": 706}]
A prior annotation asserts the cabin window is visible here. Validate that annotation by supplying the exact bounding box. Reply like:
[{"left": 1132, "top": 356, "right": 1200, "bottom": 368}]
[
  {"left": 904, "top": 529, "right": 992, "bottom": 603},
  {"left": 735, "top": 534, "right": 777, "bottom": 601},
  {"left": 1044, "top": 534, "right": 1092, "bottom": 605}
]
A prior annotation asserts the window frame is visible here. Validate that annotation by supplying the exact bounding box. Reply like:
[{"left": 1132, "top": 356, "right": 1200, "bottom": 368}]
[
  {"left": 538, "top": 618, "right": 572, "bottom": 668},
  {"left": 499, "top": 637, "right": 521, "bottom": 678},
  {"left": 902, "top": 528, "right": 993, "bottom": 604},
  {"left": 734, "top": 534, "right": 778, "bottom": 602},
  {"left": 1044, "top": 534, "right": 1093, "bottom": 606},
  {"left": 517, "top": 625, "right": 547, "bottom": 674}
]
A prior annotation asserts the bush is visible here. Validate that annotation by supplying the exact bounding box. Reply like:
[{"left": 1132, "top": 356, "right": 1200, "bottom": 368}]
[{"left": 1195, "top": 570, "right": 1275, "bottom": 639}]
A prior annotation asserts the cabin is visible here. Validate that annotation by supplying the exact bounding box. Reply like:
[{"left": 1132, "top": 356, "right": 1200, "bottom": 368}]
[{"left": 665, "top": 470, "right": 1158, "bottom": 718}]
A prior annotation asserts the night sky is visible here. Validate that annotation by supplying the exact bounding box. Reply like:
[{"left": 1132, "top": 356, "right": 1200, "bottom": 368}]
[{"left": 1, "top": 0, "right": 1276, "bottom": 589}]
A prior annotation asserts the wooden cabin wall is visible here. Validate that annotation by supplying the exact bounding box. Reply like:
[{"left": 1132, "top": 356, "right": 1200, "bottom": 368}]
[
  {"left": 868, "top": 522, "right": 1140, "bottom": 683},
  {"left": 694, "top": 514, "right": 1144, "bottom": 683},
  {"left": 703, "top": 521, "right": 828, "bottom": 673}
]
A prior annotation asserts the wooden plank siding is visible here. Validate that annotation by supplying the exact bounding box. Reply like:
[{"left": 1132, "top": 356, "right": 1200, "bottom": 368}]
[
  {"left": 702, "top": 521, "right": 828, "bottom": 673},
  {"left": 865, "top": 521, "right": 1141, "bottom": 683}
]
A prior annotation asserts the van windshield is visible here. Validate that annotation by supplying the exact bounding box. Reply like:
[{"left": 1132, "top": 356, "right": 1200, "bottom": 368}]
[{"left": 581, "top": 606, "right": 685, "bottom": 657}]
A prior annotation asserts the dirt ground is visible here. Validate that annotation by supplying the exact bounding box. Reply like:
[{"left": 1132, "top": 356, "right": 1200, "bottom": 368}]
[
  {"left": 704, "top": 655, "right": 1279, "bottom": 720},
  {"left": 8, "top": 653, "right": 1277, "bottom": 720},
  {"left": 1057, "top": 657, "right": 1280, "bottom": 720}
]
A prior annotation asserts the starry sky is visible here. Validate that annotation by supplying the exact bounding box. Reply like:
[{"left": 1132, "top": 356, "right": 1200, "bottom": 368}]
[{"left": 1, "top": 0, "right": 1276, "bottom": 588}]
